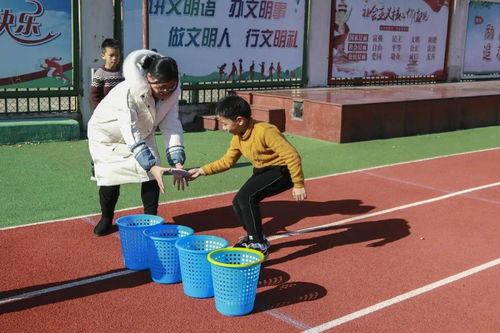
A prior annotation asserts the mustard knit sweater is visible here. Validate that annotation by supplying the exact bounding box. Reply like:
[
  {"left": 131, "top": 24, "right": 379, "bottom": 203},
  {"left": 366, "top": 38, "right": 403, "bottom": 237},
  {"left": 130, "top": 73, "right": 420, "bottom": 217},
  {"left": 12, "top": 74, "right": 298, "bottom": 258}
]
[{"left": 201, "top": 120, "right": 304, "bottom": 188}]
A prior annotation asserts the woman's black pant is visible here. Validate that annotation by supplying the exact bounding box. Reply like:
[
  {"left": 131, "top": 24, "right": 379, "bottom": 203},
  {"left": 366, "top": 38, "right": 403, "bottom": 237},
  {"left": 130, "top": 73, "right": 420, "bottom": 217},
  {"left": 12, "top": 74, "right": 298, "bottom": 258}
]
[
  {"left": 232, "top": 166, "right": 293, "bottom": 242},
  {"left": 99, "top": 180, "right": 160, "bottom": 220}
]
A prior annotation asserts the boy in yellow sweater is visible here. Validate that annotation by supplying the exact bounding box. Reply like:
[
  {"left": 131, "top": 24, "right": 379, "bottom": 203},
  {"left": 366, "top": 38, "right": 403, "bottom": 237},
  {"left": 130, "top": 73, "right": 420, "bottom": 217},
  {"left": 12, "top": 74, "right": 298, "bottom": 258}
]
[{"left": 188, "top": 95, "right": 307, "bottom": 257}]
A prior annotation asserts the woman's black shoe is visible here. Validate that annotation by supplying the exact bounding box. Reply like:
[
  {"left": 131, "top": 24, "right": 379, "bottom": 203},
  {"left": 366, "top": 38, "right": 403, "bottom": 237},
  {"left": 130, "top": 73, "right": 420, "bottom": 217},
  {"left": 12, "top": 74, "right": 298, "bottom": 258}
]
[{"left": 93, "top": 218, "right": 112, "bottom": 236}]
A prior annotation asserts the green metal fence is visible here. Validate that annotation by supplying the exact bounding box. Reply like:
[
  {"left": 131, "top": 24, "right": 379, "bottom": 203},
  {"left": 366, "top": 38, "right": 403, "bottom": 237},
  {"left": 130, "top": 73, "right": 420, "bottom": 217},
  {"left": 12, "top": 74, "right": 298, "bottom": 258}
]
[
  {"left": 180, "top": 79, "right": 303, "bottom": 104},
  {"left": 0, "top": 88, "right": 79, "bottom": 116}
]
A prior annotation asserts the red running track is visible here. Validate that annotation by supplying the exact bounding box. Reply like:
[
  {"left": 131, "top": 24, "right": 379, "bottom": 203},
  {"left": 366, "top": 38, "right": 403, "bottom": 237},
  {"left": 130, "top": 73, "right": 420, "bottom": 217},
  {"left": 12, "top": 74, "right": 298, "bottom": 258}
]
[{"left": 1, "top": 149, "right": 499, "bottom": 332}]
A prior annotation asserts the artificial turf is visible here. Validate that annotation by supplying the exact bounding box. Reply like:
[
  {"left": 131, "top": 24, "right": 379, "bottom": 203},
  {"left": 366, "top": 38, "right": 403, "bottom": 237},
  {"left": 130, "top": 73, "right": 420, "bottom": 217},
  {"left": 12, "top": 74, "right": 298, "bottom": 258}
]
[{"left": 0, "top": 126, "right": 498, "bottom": 228}]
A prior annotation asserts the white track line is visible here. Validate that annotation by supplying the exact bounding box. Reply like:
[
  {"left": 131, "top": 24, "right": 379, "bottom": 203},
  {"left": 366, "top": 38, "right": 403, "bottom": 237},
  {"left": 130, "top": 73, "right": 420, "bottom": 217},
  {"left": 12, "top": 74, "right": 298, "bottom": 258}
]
[
  {"left": 0, "top": 270, "right": 134, "bottom": 305},
  {"left": 2, "top": 182, "right": 496, "bottom": 305},
  {"left": 269, "top": 182, "right": 500, "bottom": 241},
  {"left": 302, "top": 258, "right": 500, "bottom": 333},
  {"left": 264, "top": 309, "right": 312, "bottom": 330},
  {"left": 1, "top": 148, "right": 498, "bottom": 231},
  {"left": 306, "top": 147, "right": 499, "bottom": 183},
  {"left": 361, "top": 171, "right": 500, "bottom": 205}
]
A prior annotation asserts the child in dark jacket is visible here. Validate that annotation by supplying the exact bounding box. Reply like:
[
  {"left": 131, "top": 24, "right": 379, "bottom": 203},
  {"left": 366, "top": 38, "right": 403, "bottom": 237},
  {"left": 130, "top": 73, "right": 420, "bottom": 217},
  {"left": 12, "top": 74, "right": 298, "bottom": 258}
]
[{"left": 89, "top": 38, "right": 125, "bottom": 109}]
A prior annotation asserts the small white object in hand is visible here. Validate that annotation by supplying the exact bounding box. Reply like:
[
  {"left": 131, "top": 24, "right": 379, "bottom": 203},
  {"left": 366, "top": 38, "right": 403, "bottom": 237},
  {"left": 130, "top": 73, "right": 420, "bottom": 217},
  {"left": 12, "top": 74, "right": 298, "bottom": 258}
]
[{"left": 169, "top": 168, "right": 190, "bottom": 177}]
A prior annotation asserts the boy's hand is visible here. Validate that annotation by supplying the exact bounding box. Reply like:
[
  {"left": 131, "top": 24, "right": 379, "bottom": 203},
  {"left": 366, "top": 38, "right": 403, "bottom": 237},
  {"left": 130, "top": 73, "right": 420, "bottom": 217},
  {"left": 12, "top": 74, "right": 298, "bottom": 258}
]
[
  {"left": 151, "top": 165, "right": 171, "bottom": 193},
  {"left": 187, "top": 168, "right": 205, "bottom": 181},
  {"left": 292, "top": 187, "right": 307, "bottom": 201},
  {"left": 173, "top": 173, "right": 188, "bottom": 191},
  {"left": 169, "top": 164, "right": 188, "bottom": 191}
]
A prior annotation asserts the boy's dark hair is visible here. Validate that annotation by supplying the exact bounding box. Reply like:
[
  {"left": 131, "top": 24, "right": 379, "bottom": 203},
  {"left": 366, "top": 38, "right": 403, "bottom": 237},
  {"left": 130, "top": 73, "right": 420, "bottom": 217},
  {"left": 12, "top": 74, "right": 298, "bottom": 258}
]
[
  {"left": 216, "top": 95, "right": 251, "bottom": 120},
  {"left": 142, "top": 56, "right": 179, "bottom": 83},
  {"left": 101, "top": 38, "right": 120, "bottom": 50}
]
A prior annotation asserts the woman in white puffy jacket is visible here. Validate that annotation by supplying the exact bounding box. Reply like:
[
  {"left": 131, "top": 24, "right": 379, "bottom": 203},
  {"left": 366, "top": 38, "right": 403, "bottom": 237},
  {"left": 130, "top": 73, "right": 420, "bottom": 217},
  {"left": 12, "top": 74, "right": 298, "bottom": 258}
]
[{"left": 88, "top": 49, "right": 186, "bottom": 236}]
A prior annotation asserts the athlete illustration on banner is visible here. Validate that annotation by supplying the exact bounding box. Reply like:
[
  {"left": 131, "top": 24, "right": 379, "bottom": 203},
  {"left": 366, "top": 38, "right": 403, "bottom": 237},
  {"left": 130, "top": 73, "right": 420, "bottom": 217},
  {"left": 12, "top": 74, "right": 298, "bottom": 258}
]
[
  {"left": 238, "top": 58, "right": 243, "bottom": 79},
  {"left": 277, "top": 62, "right": 282, "bottom": 79},
  {"left": 249, "top": 60, "right": 255, "bottom": 80},
  {"left": 217, "top": 63, "right": 227, "bottom": 81},
  {"left": 259, "top": 61, "right": 265, "bottom": 79},
  {"left": 268, "top": 62, "right": 275, "bottom": 80},
  {"left": 214, "top": 59, "right": 291, "bottom": 82},
  {"left": 40, "top": 57, "right": 70, "bottom": 83}
]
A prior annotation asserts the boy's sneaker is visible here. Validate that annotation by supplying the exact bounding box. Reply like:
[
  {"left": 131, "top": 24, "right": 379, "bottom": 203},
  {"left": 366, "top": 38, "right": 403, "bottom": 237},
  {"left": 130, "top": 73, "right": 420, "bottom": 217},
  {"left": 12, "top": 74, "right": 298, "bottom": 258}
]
[
  {"left": 233, "top": 236, "right": 270, "bottom": 258},
  {"left": 246, "top": 240, "right": 270, "bottom": 258},
  {"left": 234, "top": 235, "right": 251, "bottom": 248}
]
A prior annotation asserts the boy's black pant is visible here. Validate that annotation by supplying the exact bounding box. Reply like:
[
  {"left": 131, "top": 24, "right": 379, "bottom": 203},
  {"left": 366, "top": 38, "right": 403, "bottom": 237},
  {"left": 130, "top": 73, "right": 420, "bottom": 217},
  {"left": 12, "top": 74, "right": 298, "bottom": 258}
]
[
  {"left": 99, "top": 180, "right": 160, "bottom": 220},
  {"left": 232, "top": 165, "right": 293, "bottom": 242}
]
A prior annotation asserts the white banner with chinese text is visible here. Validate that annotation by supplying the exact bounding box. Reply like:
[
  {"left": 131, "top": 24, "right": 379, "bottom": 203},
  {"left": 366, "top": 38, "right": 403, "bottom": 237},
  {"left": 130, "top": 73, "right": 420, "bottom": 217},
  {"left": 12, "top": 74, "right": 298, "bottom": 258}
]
[
  {"left": 330, "top": 0, "right": 450, "bottom": 80},
  {"left": 123, "top": 0, "right": 305, "bottom": 83},
  {"left": 463, "top": 1, "right": 500, "bottom": 75}
]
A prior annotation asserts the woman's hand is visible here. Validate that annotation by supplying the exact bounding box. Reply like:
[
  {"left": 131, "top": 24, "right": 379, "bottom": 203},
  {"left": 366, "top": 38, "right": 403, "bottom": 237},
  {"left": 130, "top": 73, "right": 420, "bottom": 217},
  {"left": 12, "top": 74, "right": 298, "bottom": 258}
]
[
  {"left": 150, "top": 165, "right": 171, "bottom": 193},
  {"left": 292, "top": 187, "right": 307, "bottom": 201}
]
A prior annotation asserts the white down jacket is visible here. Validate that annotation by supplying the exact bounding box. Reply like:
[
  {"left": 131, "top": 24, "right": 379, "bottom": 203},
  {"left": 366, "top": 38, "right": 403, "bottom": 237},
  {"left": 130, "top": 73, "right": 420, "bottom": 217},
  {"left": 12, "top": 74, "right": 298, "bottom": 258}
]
[{"left": 87, "top": 49, "right": 184, "bottom": 186}]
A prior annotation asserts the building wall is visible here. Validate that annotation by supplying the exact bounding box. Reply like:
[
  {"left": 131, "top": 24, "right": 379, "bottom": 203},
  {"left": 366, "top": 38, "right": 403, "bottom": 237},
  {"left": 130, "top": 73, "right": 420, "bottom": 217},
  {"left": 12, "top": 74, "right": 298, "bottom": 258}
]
[
  {"left": 79, "top": 0, "right": 115, "bottom": 130},
  {"left": 78, "top": 0, "right": 498, "bottom": 128},
  {"left": 307, "top": 0, "right": 332, "bottom": 87},
  {"left": 447, "top": 0, "right": 469, "bottom": 81}
]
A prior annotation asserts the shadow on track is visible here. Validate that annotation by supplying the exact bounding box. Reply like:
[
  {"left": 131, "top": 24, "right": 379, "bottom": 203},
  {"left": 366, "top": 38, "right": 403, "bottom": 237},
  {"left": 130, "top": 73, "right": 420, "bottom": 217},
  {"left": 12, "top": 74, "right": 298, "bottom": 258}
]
[
  {"left": 173, "top": 199, "right": 376, "bottom": 235},
  {"left": 255, "top": 281, "right": 328, "bottom": 313},
  {"left": 0, "top": 269, "right": 149, "bottom": 314},
  {"left": 254, "top": 268, "right": 327, "bottom": 314},
  {"left": 265, "top": 218, "right": 411, "bottom": 266}
]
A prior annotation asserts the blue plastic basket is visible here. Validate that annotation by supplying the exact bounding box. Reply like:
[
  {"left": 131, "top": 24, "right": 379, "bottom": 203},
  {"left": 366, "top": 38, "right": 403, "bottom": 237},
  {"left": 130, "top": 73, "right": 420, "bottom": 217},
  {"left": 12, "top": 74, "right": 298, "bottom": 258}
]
[
  {"left": 175, "top": 235, "right": 229, "bottom": 298},
  {"left": 207, "top": 247, "right": 264, "bottom": 316},
  {"left": 143, "top": 224, "right": 194, "bottom": 284},
  {"left": 115, "top": 214, "right": 164, "bottom": 270}
]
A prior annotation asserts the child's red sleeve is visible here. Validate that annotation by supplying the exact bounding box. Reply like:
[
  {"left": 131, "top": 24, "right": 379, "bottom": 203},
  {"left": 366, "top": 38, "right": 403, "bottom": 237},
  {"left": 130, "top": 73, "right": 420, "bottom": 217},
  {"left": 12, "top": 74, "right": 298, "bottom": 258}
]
[{"left": 89, "top": 72, "right": 104, "bottom": 109}]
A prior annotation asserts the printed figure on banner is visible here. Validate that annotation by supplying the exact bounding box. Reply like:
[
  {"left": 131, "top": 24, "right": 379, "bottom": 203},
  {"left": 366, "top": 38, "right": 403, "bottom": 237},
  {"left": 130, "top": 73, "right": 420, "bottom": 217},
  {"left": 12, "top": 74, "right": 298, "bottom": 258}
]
[{"left": 333, "top": 0, "right": 352, "bottom": 60}]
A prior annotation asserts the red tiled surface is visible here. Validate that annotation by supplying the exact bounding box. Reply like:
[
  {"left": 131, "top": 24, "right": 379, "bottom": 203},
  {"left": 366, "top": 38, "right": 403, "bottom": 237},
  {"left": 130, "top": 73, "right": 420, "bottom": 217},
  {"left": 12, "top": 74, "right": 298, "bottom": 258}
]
[{"left": 237, "top": 82, "right": 500, "bottom": 143}]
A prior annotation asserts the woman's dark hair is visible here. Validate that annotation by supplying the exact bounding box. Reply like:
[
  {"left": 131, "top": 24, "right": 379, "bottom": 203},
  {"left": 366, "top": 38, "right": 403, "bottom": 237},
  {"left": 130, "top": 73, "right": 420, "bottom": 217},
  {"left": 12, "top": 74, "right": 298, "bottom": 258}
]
[
  {"left": 216, "top": 95, "right": 251, "bottom": 120},
  {"left": 142, "top": 55, "right": 178, "bottom": 83}
]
